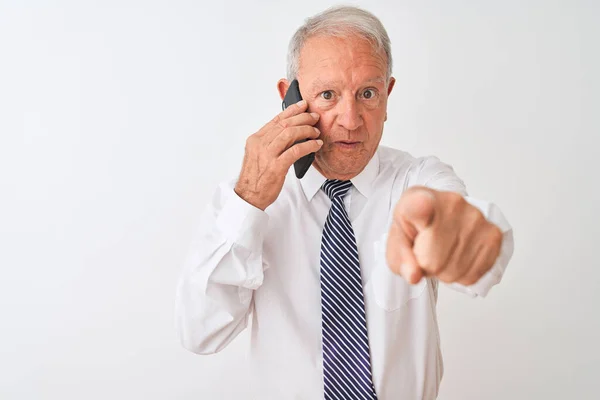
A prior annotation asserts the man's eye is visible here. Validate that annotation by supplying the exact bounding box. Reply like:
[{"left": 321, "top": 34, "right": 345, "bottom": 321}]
[
  {"left": 320, "top": 91, "right": 334, "bottom": 100},
  {"left": 362, "top": 89, "right": 376, "bottom": 99}
]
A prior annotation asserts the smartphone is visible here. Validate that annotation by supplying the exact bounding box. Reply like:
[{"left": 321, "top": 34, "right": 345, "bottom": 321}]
[{"left": 282, "top": 79, "right": 316, "bottom": 179}]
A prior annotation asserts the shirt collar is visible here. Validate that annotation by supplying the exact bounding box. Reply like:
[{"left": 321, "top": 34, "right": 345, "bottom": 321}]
[{"left": 299, "top": 149, "right": 380, "bottom": 201}]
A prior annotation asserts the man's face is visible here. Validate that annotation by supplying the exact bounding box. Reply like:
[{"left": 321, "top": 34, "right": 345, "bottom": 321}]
[{"left": 281, "top": 34, "right": 395, "bottom": 180}]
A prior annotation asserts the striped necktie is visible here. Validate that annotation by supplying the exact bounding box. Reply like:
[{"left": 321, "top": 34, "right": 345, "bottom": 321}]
[{"left": 320, "top": 179, "right": 377, "bottom": 399}]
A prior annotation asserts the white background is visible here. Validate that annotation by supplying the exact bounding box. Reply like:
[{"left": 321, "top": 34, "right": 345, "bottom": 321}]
[{"left": 1, "top": 0, "right": 598, "bottom": 399}]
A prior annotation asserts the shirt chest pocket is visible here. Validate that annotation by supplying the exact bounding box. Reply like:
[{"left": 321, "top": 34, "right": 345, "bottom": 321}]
[
  {"left": 365, "top": 236, "right": 428, "bottom": 312},
  {"left": 369, "top": 265, "right": 427, "bottom": 311}
]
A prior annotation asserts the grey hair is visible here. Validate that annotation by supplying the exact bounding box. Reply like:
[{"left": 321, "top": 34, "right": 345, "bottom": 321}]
[{"left": 286, "top": 5, "right": 393, "bottom": 82}]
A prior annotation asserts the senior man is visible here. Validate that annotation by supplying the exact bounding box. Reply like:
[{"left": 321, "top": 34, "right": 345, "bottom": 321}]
[{"left": 176, "top": 5, "right": 514, "bottom": 400}]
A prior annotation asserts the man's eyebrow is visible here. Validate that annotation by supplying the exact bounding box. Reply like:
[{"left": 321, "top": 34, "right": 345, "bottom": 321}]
[
  {"left": 365, "top": 77, "right": 386, "bottom": 84},
  {"left": 310, "top": 79, "right": 341, "bottom": 92},
  {"left": 310, "top": 77, "right": 386, "bottom": 92}
]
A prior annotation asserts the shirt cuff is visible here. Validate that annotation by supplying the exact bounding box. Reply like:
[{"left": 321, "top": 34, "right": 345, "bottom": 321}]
[
  {"left": 447, "top": 196, "right": 514, "bottom": 297},
  {"left": 215, "top": 187, "right": 269, "bottom": 252}
]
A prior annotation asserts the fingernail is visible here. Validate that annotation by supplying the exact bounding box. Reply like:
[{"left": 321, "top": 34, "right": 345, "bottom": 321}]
[
  {"left": 297, "top": 100, "right": 306, "bottom": 107},
  {"left": 316, "top": 139, "right": 324, "bottom": 146},
  {"left": 314, "top": 127, "right": 320, "bottom": 134},
  {"left": 310, "top": 112, "right": 320, "bottom": 119}
]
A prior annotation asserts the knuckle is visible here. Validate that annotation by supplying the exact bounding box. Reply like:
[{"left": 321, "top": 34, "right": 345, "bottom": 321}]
[
  {"left": 462, "top": 274, "right": 479, "bottom": 286},
  {"left": 472, "top": 258, "right": 493, "bottom": 282},
  {"left": 283, "top": 127, "right": 295, "bottom": 143},
  {"left": 245, "top": 135, "right": 258, "bottom": 149},
  {"left": 459, "top": 267, "right": 481, "bottom": 285},
  {"left": 448, "top": 192, "right": 465, "bottom": 208},
  {"left": 467, "top": 208, "right": 485, "bottom": 230},
  {"left": 486, "top": 229, "right": 503, "bottom": 260},
  {"left": 277, "top": 118, "right": 289, "bottom": 129},
  {"left": 490, "top": 225, "right": 503, "bottom": 245},
  {"left": 271, "top": 114, "right": 281, "bottom": 125},
  {"left": 437, "top": 269, "right": 455, "bottom": 283},
  {"left": 444, "top": 192, "right": 465, "bottom": 216},
  {"left": 290, "top": 143, "right": 302, "bottom": 158},
  {"left": 475, "top": 264, "right": 489, "bottom": 280}
]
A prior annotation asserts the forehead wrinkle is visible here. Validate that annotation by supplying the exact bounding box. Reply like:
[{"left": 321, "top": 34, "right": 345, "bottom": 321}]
[
  {"left": 310, "top": 78, "right": 341, "bottom": 93},
  {"left": 310, "top": 75, "right": 385, "bottom": 93},
  {"left": 363, "top": 76, "right": 385, "bottom": 85},
  {"left": 299, "top": 37, "right": 388, "bottom": 93}
]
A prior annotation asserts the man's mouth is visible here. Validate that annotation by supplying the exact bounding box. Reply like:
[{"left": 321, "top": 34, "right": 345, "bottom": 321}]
[{"left": 334, "top": 141, "right": 361, "bottom": 149}]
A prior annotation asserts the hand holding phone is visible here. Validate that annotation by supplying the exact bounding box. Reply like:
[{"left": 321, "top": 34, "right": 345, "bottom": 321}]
[
  {"left": 234, "top": 86, "right": 322, "bottom": 210},
  {"left": 282, "top": 79, "right": 317, "bottom": 179}
]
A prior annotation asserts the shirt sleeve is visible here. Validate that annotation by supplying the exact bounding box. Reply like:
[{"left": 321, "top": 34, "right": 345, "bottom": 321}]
[
  {"left": 413, "top": 156, "right": 515, "bottom": 297},
  {"left": 175, "top": 179, "right": 269, "bottom": 354}
]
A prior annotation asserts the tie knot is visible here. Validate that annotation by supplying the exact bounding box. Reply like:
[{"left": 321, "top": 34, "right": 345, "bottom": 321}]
[{"left": 322, "top": 179, "right": 352, "bottom": 200}]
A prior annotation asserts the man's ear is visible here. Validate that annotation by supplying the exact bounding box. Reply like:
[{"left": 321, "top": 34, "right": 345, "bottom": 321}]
[
  {"left": 277, "top": 78, "right": 290, "bottom": 100},
  {"left": 385, "top": 77, "right": 396, "bottom": 121},
  {"left": 387, "top": 77, "right": 396, "bottom": 96}
]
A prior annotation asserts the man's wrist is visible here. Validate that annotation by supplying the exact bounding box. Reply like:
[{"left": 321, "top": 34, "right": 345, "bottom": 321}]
[{"left": 234, "top": 185, "right": 267, "bottom": 211}]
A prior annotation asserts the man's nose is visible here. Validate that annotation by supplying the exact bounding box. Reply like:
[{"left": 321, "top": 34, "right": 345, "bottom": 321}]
[{"left": 336, "top": 97, "right": 363, "bottom": 131}]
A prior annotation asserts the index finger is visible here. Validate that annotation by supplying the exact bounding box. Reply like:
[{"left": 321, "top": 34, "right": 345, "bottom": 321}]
[
  {"left": 269, "top": 99, "right": 308, "bottom": 128},
  {"left": 394, "top": 187, "right": 437, "bottom": 234},
  {"left": 387, "top": 219, "right": 425, "bottom": 284}
]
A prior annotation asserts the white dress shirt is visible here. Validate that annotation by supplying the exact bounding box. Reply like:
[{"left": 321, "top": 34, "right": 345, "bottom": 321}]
[{"left": 175, "top": 145, "right": 514, "bottom": 399}]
